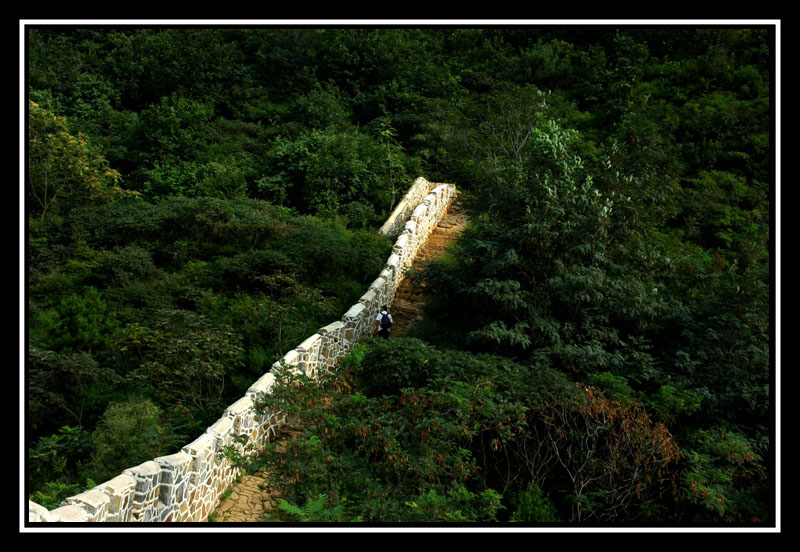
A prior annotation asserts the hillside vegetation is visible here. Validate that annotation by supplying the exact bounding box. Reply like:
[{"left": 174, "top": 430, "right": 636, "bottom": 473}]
[{"left": 26, "top": 26, "right": 772, "bottom": 524}]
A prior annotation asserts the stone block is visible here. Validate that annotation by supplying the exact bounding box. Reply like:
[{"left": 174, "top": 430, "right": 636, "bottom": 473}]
[
  {"left": 343, "top": 302, "right": 366, "bottom": 320},
  {"left": 281, "top": 349, "right": 299, "bottom": 367},
  {"left": 386, "top": 253, "right": 400, "bottom": 272},
  {"left": 432, "top": 184, "right": 450, "bottom": 197},
  {"left": 183, "top": 432, "right": 216, "bottom": 487},
  {"left": 296, "top": 334, "right": 322, "bottom": 376},
  {"left": 123, "top": 460, "right": 161, "bottom": 522},
  {"left": 155, "top": 452, "right": 191, "bottom": 481},
  {"left": 207, "top": 416, "right": 234, "bottom": 453},
  {"left": 28, "top": 500, "right": 56, "bottom": 522},
  {"left": 226, "top": 396, "right": 254, "bottom": 418},
  {"left": 246, "top": 371, "right": 276, "bottom": 399},
  {"left": 95, "top": 474, "right": 135, "bottom": 523},
  {"left": 64, "top": 488, "right": 110, "bottom": 522},
  {"left": 393, "top": 233, "right": 409, "bottom": 251},
  {"left": 225, "top": 395, "right": 255, "bottom": 437},
  {"left": 318, "top": 320, "right": 345, "bottom": 335},
  {"left": 48, "top": 504, "right": 91, "bottom": 522},
  {"left": 297, "top": 333, "right": 321, "bottom": 352},
  {"left": 359, "top": 288, "right": 376, "bottom": 307},
  {"left": 368, "top": 278, "right": 389, "bottom": 308},
  {"left": 155, "top": 452, "right": 192, "bottom": 521}
]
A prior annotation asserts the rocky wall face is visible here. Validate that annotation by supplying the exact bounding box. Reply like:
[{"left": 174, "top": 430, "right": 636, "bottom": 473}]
[
  {"left": 124, "top": 461, "right": 161, "bottom": 522},
  {"left": 96, "top": 475, "right": 136, "bottom": 522},
  {"left": 317, "top": 321, "right": 347, "bottom": 372},
  {"left": 27, "top": 178, "right": 456, "bottom": 524},
  {"left": 182, "top": 432, "right": 219, "bottom": 522},
  {"left": 155, "top": 452, "right": 193, "bottom": 522},
  {"left": 378, "top": 177, "right": 433, "bottom": 236}
]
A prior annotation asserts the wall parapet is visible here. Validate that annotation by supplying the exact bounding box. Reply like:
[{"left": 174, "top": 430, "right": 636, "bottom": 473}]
[
  {"left": 27, "top": 176, "right": 457, "bottom": 523},
  {"left": 378, "top": 176, "right": 434, "bottom": 237}
]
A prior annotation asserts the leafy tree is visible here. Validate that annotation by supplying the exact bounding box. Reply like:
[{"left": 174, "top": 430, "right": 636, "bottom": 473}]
[
  {"left": 31, "top": 287, "right": 120, "bottom": 355},
  {"left": 27, "top": 347, "right": 120, "bottom": 434},
  {"left": 202, "top": 271, "right": 337, "bottom": 367},
  {"left": 421, "top": 88, "right": 623, "bottom": 377},
  {"left": 87, "top": 396, "right": 183, "bottom": 484},
  {"left": 404, "top": 487, "right": 504, "bottom": 523},
  {"left": 680, "top": 428, "right": 769, "bottom": 523},
  {"left": 27, "top": 101, "right": 135, "bottom": 221},
  {"left": 128, "top": 93, "right": 214, "bottom": 197},
  {"left": 135, "top": 320, "right": 244, "bottom": 420},
  {"left": 412, "top": 35, "right": 771, "bottom": 524},
  {"left": 97, "top": 28, "right": 247, "bottom": 111},
  {"left": 254, "top": 337, "right": 686, "bottom": 523},
  {"left": 532, "top": 385, "right": 682, "bottom": 522},
  {"left": 259, "top": 124, "right": 411, "bottom": 221},
  {"left": 28, "top": 425, "right": 95, "bottom": 502}
]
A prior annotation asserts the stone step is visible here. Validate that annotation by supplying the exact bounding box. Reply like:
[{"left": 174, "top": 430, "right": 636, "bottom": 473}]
[{"left": 387, "top": 202, "right": 467, "bottom": 338}]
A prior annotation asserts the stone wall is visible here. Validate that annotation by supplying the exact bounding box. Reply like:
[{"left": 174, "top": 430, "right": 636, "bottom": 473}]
[{"left": 27, "top": 177, "right": 457, "bottom": 523}]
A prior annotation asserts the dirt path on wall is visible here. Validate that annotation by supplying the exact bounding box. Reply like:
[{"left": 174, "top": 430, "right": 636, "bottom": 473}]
[
  {"left": 211, "top": 199, "right": 468, "bottom": 523},
  {"left": 211, "top": 428, "right": 301, "bottom": 523},
  {"left": 389, "top": 199, "right": 468, "bottom": 337}
]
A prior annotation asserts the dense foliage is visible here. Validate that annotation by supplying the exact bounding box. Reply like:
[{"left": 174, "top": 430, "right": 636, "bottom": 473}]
[
  {"left": 255, "top": 338, "right": 684, "bottom": 523},
  {"left": 25, "top": 25, "right": 772, "bottom": 524}
]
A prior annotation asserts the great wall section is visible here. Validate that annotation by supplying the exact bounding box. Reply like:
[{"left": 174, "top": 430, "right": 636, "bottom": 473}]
[{"left": 27, "top": 177, "right": 462, "bottom": 524}]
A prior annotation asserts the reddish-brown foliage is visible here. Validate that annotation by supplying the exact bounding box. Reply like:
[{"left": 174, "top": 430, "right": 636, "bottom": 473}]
[{"left": 538, "top": 384, "right": 683, "bottom": 522}]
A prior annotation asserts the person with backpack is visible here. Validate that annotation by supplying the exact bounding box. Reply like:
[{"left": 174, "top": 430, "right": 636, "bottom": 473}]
[{"left": 376, "top": 306, "right": 393, "bottom": 338}]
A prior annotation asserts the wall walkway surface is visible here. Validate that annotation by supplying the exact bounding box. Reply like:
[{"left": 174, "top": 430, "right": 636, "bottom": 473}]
[{"left": 27, "top": 177, "right": 457, "bottom": 523}]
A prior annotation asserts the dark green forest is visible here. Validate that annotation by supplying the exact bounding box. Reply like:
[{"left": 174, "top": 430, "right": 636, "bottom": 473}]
[{"left": 25, "top": 25, "right": 774, "bottom": 525}]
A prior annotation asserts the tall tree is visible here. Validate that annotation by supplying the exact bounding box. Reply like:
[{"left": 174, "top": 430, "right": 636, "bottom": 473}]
[{"left": 27, "top": 100, "right": 135, "bottom": 221}]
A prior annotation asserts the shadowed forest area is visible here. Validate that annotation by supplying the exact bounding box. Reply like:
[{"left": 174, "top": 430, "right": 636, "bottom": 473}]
[{"left": 24, "top": 24, "right": 775, "bottom": 526}]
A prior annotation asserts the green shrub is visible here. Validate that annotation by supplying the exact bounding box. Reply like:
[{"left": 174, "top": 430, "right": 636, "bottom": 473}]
[
  {"left": 28, "top": 425, "right": 94, "bottom": 495},
  {"left": 88, "top": 396, "right": 182, "bottom": 483},
  {"left": 509, "top": 481, "right": 560, "bottom": 522},
  {"left": 30, "top": 287, "right": 119, "bottom": 354}
]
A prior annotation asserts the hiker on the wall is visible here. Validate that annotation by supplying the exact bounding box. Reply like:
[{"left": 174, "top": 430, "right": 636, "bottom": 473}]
[{"left": 376, "top": 306, "right": 393, "bottom": 338}]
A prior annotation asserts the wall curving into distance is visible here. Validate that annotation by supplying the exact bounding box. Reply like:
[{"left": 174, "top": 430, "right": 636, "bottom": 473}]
[{"left": 27, "top": 177, "right": 457, "bottom": 523}]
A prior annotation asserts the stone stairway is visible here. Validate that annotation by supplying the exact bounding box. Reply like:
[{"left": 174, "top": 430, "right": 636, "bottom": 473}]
[
  {"left": 389, "top": 200, "right": 467, "bottom": 337},
  {"left": 211, "top": 199, "right": 467, "bottom": 522}
]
